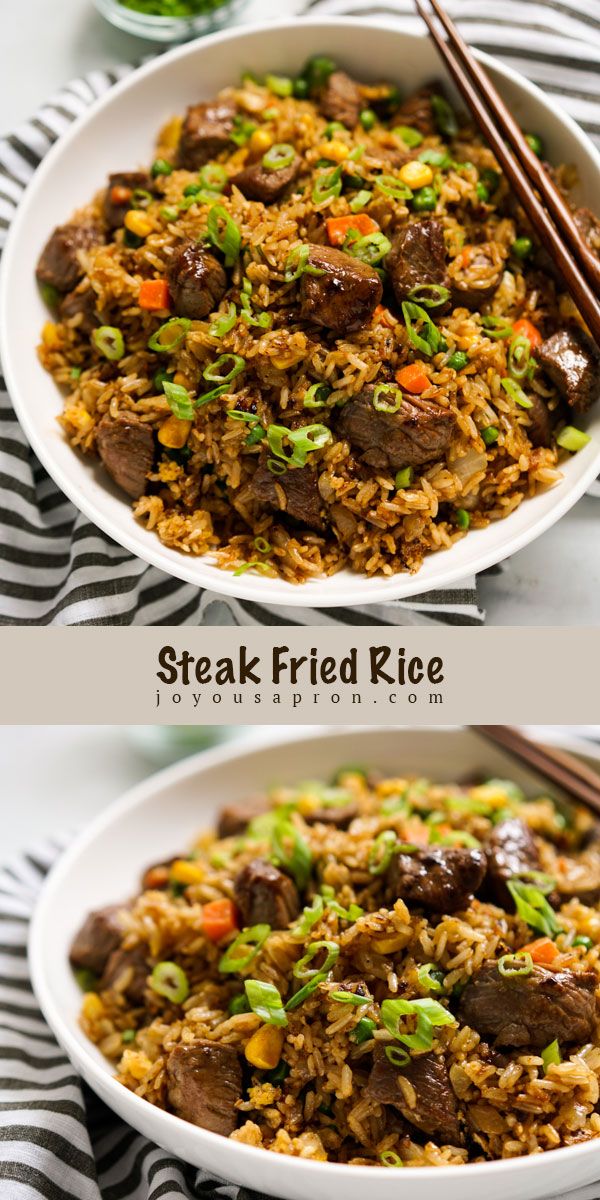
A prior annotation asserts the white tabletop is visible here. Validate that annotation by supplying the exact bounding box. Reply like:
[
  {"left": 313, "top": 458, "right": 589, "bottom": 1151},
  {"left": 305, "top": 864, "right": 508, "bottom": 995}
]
[{"left": 2, "top": 0, "right": 599, "bottom": 626}]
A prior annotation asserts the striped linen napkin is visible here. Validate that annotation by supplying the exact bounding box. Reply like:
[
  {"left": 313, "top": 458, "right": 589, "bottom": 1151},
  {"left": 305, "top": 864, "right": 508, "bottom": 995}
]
[
  {"left": 1, "top": 834, "right": 600, "bottom": 1200},
  {"left": 1, "top": 0, "right": 599, "bottom": 625}
]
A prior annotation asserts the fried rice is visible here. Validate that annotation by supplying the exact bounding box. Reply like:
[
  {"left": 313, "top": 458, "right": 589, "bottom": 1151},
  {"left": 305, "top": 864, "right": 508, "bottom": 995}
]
[
  {"left": 71, "top": 768, "right": 600, "bottom": 1166},
  {"left": 37, "top": 57, "right": 598, "bottom": 583}
]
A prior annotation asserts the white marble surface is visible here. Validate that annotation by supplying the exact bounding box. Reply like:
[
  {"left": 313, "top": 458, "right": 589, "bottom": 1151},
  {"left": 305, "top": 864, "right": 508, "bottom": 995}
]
[{"left": 1, "top": 0, "right": 599, "bottom": 625}]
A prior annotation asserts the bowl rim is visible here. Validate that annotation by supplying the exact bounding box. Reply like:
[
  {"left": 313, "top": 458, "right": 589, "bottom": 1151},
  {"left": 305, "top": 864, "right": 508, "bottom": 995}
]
[
  {"left": 28, "top": 724, "right": 600, "bottom": 1187},
  {"left": 3, "top": 17, "right": 600, "bottom": 608}
]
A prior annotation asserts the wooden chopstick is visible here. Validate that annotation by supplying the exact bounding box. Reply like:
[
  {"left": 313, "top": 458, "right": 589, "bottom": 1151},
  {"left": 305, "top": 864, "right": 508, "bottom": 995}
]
[
  {"left": 471, "top": 725, "right": 600, "bottom": 820},
  {"left": 414, "top": 0, "right": 600, "bottom": 347},
  {"left": 427, "top": 0, "right": 600, "bottom": 295}
]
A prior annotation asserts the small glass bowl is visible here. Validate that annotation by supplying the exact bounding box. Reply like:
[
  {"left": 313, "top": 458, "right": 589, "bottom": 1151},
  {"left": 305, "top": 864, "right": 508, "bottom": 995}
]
[{"left": 94, "top": 0, "right": 249, "bottom": 43}]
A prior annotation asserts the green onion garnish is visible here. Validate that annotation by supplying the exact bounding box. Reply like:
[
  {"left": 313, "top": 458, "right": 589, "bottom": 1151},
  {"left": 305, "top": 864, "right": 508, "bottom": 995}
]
[
  {"left": 93, "top": 325, "right": 125, "bottom": 362},
  {"left": 394, "top": 125, "right": 423, "bottom": 148},
  {"left": 359, "top": 109, "right": 377, "bottom": 131},
  {"left": 431, "top": 93, "right": 458, "bottom": 137},
  {"left": 195, "top": 384, "right": 229, "bottom": 409},
  {"left": 330, "top": 990, "right": 369, "bottom": 1006},
  {"left": 198, "top": 163, "right": 228, "bottom": 192},
  {"left": 368, "top": 829, "right": 397, "bottom": 875},
  {"left": 219, "top": 923, "right": 271, "bottom": 973},
  {"left": 151, "top": 158, "right": 173, "bottom": 178},
  {"left": 312, "top": 164, "right": 343, "bottom": 204},
  {"left": 481, "top": 315, "right": 513, "bottom": 341},
  {"left": 302, "top": 55, "right": 336, "bottom": 93},
  {"left": 380, "top": 996, "right": 456, "bottom": 1052},
  {"left": 507, "top": 880, "right": 561, "bottom": 938},
  {"left": 447, "top": 350, "right": 469, "bottom": 372},
  {"left": 374, "top": 175, "right": 413, "bottom": 202},
  {"left": 230, "top": 116, "right": 257, "bottom": 147},
  {"left": 267, "top": 423, "right": 332, "bottom": 470},
  {"left": 501, "top": 377, "right": 533, "bottom": 409},
  {"left": 293, "top": 940, "right": 339, "bottom": 980},
  {"left": 573, "top": 935, "right": 594, "bottom": 950},
  {"left": 254, "top": 536, "right": 271, "bottom": 554},
  {"left": 419, "top": 148, "right": 452, "bottom": 168},
  {"left": 395, "top": 467, "right": 414, "bottom": 489},
  {"left": 347, "top": 230, "right": 391, "bottom": 265},
  {"left": 210, "top": 302, "right": 238, "bottom": 338},
  {"left": 272, "top": 812, "right": 313, "bottom": 888},
  {"left": 229, "top": 992, "right": 251, "bottom": 1015},
  {"left": 407, "top": 283, "right": 450, "bottom": 309},
  {"left": 372, "top": 383, "right": 403, "bottom": 413},
  {"left": 285, "top": 970, "right": 328, "bottom": 1011},
  {"left": 163, "top": 380, "right": 195, "bottom": 420},
  {"left": 556, "top": 425, "right": 591, "bottom": 452},
  {"left": 148, "top": 316, "right": 191, "bottom": 354},
  {"left": 284, "top": 244, "right": 325, "bottom": 282},
  {"left": 402, "top": 301, "right": 444, "bottom": 358},
  {"left": 497, "top": 951, "right": 534, "bottom": 978},
  {"left": 384, "top": 1045, "right": 410, "bottom": 1067},
  {"left": 265, "top": 74, "right": 293, "bottom": 98},
  {"left": 350, "top": 1017, "right": 377, "bottom": 1044},
  {"left": 349, "top": 189, "right": 373, "bottom": 213},
  {"left": 207, "top": 205, "right": 241, "bottom": 266},
  {"left": 541, "top": 1038, "right": 561, "bottom": 1073},
  {"left": 203, "top": 354, "right": 245, "bottom": 384},
  {"left": 150, "top": 961, "right": 189, "bottom": 1004},
  {"left": 303, "top": 383, "right": 332, "bottom": 409},
  {"left": 244, "top": 978, "right": 288, "bottom": 1026},
  {"left": 417, "top": 963, "right": 445, "bottom": 993},
  {"left": 292, "top": 894, "right": 325, "bottom": 937},
  {"left": 121, "top": 1029, "right": 136, "bottom": 1043},
  {"left": 263, "top": 143, "right": 296, "bottom": 171},
  {"left": 380, "top": 1151, "right": 404, "bottom": 1168},
  {"left": 508, "top": 334, "right": 531, "bottom": 380}
]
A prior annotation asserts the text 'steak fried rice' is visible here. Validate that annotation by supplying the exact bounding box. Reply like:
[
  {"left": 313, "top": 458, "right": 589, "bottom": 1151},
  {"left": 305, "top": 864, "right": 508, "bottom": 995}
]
[
  {"left": 71, "top": 769, "right": 600, "bottom": 1167},
  {"left": 37, "top": 58, "right": 600, "bottom": 583}
]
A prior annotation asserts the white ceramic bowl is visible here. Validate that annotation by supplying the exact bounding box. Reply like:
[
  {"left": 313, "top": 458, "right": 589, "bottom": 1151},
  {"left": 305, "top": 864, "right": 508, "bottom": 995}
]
[
  {"left": 3, "top": 20, "right": 600, "bottom": 608},
  {"left": 30, "top": 725, "right": 600, "bottom": 1200}
]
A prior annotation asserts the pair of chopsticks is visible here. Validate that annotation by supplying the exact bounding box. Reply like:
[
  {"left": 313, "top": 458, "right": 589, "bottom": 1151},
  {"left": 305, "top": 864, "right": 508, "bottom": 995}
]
[
  {"left": 416, "top": 0, "right": 600, "bottom": 347},
  {"left": 471, "top": 726, "right": 600, "bottom": 820}
]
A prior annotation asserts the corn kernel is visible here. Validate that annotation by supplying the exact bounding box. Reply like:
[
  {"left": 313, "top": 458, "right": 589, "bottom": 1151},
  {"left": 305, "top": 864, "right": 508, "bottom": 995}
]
[
  {"left": 124, "top": 210, "right": 153, "bottom": 239},
  {"left": 249, "top": 128, "right": 273, "bottom": 155},
  {"left": 160, "top": 116, "right": 183, "bottom": 151},
  {"left": 170, "top": 858, "right": 204, "bottom": 885},
  {"left": 42, "top": 321, "right": 60, "bottom": 349},
  {"left": 245, "top": 1024, "right": 285, "bottom": 1070},
  {"left": 317, "top": 139, "right": 349, "bottom": 162},
  {"left": 64, "top": 404, "right": 93, "bottom": 434},
  {"left": 82, "top": 993, "right": 104, "bottom": 1020},
  {"left": 399, "top": 161, "right": 434, "bottom": 189},
  {"left": 158, "top": 416, "right": 192, "bottom": 450},
  {"left": 373, "top": 934, "right": 407, "bottom": 954},
  {"left": 122, "top": 1049, "right": 152, "bottom": 1081}
]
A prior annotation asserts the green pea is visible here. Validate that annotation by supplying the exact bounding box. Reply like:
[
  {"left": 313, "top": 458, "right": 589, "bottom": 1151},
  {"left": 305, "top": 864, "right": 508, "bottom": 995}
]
[
  {"left": 512, "top": 236, "right": 533, "bottom": 259},
  {"left": 476, "top": 181, "right": 489, "bottom": 202},
  {"left": 525, "top": 133, "right": 544, "bottom": 157},
  {"left": 359, "top": 109, "right": 377, "bottom": 131},
  {"left": 447, "top": 351, "right": 469, "bottom": 372},
  {"left": 482, "top": 425, "right": 499, "bottom": 445},
  {"left": 411, "top": 186, "right": 437, "bottom": 212}
]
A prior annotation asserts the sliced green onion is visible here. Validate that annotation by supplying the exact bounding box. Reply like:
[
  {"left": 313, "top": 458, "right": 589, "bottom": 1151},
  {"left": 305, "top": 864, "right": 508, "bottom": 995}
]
[
  {"left": 368, "top": 829, "right": 397, "bottom": 876},
  {"left": 40, "top": 282, "right": 60, "bottom": 309},
  {"left": 232, "top": 560, "right": 272, "bottom": 576},
  {"left": 267, "top": 422, "right": 332, "bottom": 469},
  {"left": 573, "top": 935, "right": 594, "bottom": 950},
  {"left": 263, "top": 143, "right": 296, "bottom": 171},
  {"left": 219, "top": 923, "right": 271, "bottom": 973},
  {"left": 244, "top": 978, "right": 288, "bottom": 1026},
  {"left": 229, "top": 992, "right": 251, "bottom": 1015},
  {"left": 447, "top": 350, "right": 469, "bottom": 371},
  {"left": 507, "top": 880, "right": 561, "bottom": 939},
  {"left": 481, "top": 315, "right": 514, "bottom": 341},
  {"left": 541, "top": 1038, "right": 561, "bottom": 1073},
  {"left": 198, "top": 163, "right": 228, "bottom": 192},
  {"left": 347, "top": 230, "right": 391, "bottom": 265},
  {"left": 293, "top": 940, "right": 339, "bottom": 979},
  {"left": 148, "top": 317, "right": 191, "bottom": 353},
  {"left": 380, "top": 1151, "right": 404, "bottom": 1168},
  {"left": 349, "top": 189, "right": 373, "bottom": 213},
  {"left": 150, "top": 961, "right": 189, "bottom": 1004},
  {"left": 349, "top": 145, "right": 365, "bottom": 162},
  {"left": 501, "top": 377, "right": 533, "bottom": 409},
  {"left": 497, "top": 951, "right": 534, "bottom": 978},
  {"left": 207, "top": 205, "right": 241, "bottom": 266},
  {"left": 254, "top": 536, "right": 271, "bottom": 554},
  {"left": 266, "top": 73, "right": 293, "bottom": 98},
  {"left": 417, "top": 963, "right": 445, "bottom": 993},
  {"left": 394, "top": 125, "right": 423, "bottom": 148},
  {"left": 285, "top": 970, "right": 328, "bottom": 1010},
  {"left": 312, "top": 164, "right": 343, "bottom": 204},
  {"left": 70, "top": 366, "right": 82, "bottom": 380},
  {"left": 284, "top": 244, "right": 325, "bottom": 282},
  {"left": 227, "top": 409, "right": 261, "bottom": 424},
  {"left": 350, "top": 1017, "right": 377, "bottom": 1044},
  {"left": 230, "top": 116, "right": 257, "bottom": 147},
  {"left": 476, "top": 182, "right": 490, "bottom": 203},
  {"left": 556, "top": 425, "right": 591, "bottom": 452},
  {"left": 93, "top": 325, "right": 125, "bottom": 361},
  {"left": 455, "top": 508, "right": 470, "bottom": 530},
  {"left": 508, "top": 334, "right": 531, "bottom": 380},
  {"left": 267, "top": 458, "right": 287, "bottom": 475},
  {"left": 432, "top": 828, "right": 480, "bottom": 848},
  {"left": 151, "top": 158, "right": 173, "bottom": 178},
  {"left": 371, "top": 383, "right": 403, "bottom": 413},
  {"left": 163, "top": 380, "right": 195, "bottom": 420},
  {"left": 210, "top": 302, "right": 238, "bottom": 338},
  {"left": 407, "top": 283, "right": 450, "bottom": 309},
  {"left": 292, "top": 894, "right": 325, "bottom": 937},
  {"left": 263, "top": 106, "right": 280, "bottom": 121},
  {"left": 380, "top": 996, "right": 456, "bottom": 1052},
  {"left": 74, "top": 967, "right": 98, "bottom": 992},
  {"left": 160, "top": 206, "right": 178, "bottom": 223},
  {"left": 374, "top": 175, "right": 413, "bottom": 202},
  {"left": 203, "top": 353, "right": 245, "bottom": 384},
  {"left": 482, "top": 425, "right": 499, "bottom": 446},
  {"left": 304, "top": 383, "right": 332, "bottom": 409},
  {"left": 384, "top": 1045, "right": 411, "bottom": 1067},
  {"left": 402, "top": 301, "right": 443, "bottom": 358},
  {"left": 195, "top": 384, "right": 229, "bottom": 409},
  {"left": 272, "top": 813, "right": 312, "bottom": 889},
  {"left": 330, "top": 990, "right": 369, "bottom": 1006},
  {"left": 395, "top": 467, "right": 414, "bottom": 489},
  {"left": 431, "top": 94, "right": 458, "bottom": 138},
  {"left": 419, "top": 148, "right": 452, "bottom": 168}
]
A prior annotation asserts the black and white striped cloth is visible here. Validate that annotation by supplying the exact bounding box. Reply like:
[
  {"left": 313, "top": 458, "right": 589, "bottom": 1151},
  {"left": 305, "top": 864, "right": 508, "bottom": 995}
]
[
  {"left": 2, "top": 835, "right": 600, "bottom": 1200},
  {"left": 1, "top": 0, "right": 599, "bottom": 626}
]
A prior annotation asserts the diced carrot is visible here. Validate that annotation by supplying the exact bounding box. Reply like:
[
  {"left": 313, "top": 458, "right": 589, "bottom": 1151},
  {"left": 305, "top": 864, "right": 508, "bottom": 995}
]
[
  {"left": 144, "top": 865, "right": 170, "bottom": 889},
  {"left": 203, "top": 898, "right": 239, "bottom": 942},
  {"left": 396, "top": 362, "right": 429, "bottom": 393},
  {"left": 459, "top": 246, "right": 472, "bottom": 269},
  {"left": 521, "top": 937, "right": 559, "bottom": 964},
  {"left": 139, "top": 279, "right": 171, "bottom": 311},
  {"left": 326, "top": 213, "right": 379, "bottom": 246},
  {"left": 513, "top": 318, "right": 543, "bottom": 350},
  {"left": 110, "top": 185, "right": 132, "bottom": 205},
  {"left": 374, "top": 304, "right": 396, "bottom": 327}
]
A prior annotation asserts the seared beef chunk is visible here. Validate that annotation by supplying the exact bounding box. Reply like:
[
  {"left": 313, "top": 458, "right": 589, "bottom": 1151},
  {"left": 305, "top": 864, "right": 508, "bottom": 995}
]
[
  {"left": 36, "top": 221, "right": 103, "bottom": 293},
  {"left": 178, "top": 101, "right": 237, "bottom": 170},
  {"left": 95, "top": 412, "right": 154, "bottom": 499},
  {"left": 537, "top": 327, "right": 600, "bottom": 414},
  {"left": 250, "top": 457, "right": 324, "bottom": 530},
  {"left": 485, "top": 818, "right": 542, "bottom": 909},
  {"left": 69, "top": 905, "right": 124, "bottom": 976},
  {"left": 304, "top": 802, "right": 357, "bottom": 828},
  {"left": 450, "top": 242, "right": 505, "bottom": 310},
  {"left": 337, "top": 386, "right": 458, "bottom": 471},
  {"left": 318, "top": 71, "right": 362, "bottom": 128},
  {"left": 299, "top": 245, "right": 382, "bottom": 334},
  {"left": 526, "top": 394, "right": 554, "bottom": 448},
  {"left": 387, "top": 846, "right": 487, "bottom": 913},
  {"left": 230, "top": 156, "right": 301, "bottom": 203},
  {"left": 59, "top": 285, "right": 99, "bottom": 334},
  {"left": 457, "top": 962, "right": 598, "bottom": 1048},
  {"left": 574, "top": 207, "right": 600, "bottom": 257},
  {"left": 104, "top": 172, "right": 151, "bottom": 230},
  {"left": 217, "top": 795, "right": 270, "bottom": 839},
  {"left": 387, "top": 218, "right": 449, "bottom": 307},
  {"left": 166, "top": 1041, "right": 242, "bottom": 1135},
  {"left": 166, "top": 242, "right": 227, "bottom": 320},
  {"left": 394, "top": 85, "right": 438, "bottom": 136},
  {"left": 100, "top": 945, "right": 148, "bottom": 1004},
  {"left": 234, "top": 858, "right": 301, "bottom": 929},
  {"left": 366, "top": 1045, "right": 463, "bottom": 1145}
]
